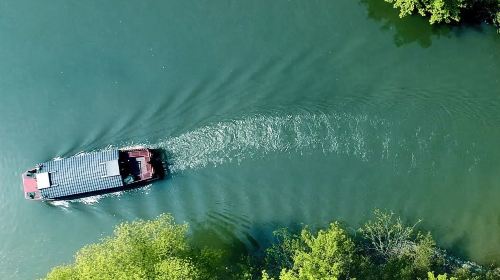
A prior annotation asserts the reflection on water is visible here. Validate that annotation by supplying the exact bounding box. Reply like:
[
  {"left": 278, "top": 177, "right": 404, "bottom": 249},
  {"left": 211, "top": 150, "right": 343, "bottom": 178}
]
[
  {"left": 0, "top": 0, "right": 499, "bottom": 278},
  {"left": 191, "top": 209, "right": 258, "bottom": 249},
  {"left": 359, "top": 0, "right": 451, "bottom": 47}
]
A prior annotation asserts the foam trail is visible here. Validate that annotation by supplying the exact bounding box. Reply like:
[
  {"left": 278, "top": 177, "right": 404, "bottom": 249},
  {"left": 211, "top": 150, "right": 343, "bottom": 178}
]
[
  {"left": 87, "top": 111, "right": 384, "bottom": 172},
  {"left": 49, "top": 200, "right": 70, "bottom": 208},
  {"left": 50, "top": 111, "right": 480, "bottom": 205},
  {"left": 153, "top": 112, "right": 394, "bottom": 172},
  {"left": 152, "top": 111, "right": 482, "bottom": 174}
]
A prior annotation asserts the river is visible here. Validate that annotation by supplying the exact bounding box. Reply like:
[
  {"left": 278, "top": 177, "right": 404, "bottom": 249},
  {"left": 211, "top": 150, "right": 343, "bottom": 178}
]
[{"left": 0, "top": 0, "right": 499, "bottom": 278}]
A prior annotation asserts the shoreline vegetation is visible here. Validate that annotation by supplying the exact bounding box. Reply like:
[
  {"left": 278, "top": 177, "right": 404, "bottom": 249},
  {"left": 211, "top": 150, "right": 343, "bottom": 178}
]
[
  {"left": 44, "top": 210, "right": 500, "bottom": 280},
  {"left": 384, "top": 0, "right": 500, "bottom": 31}
]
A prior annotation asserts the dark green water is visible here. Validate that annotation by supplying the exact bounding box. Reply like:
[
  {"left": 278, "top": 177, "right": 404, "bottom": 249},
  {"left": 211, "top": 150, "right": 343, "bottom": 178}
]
[{"left": 0, "top": 0, "right": 499, "bottom": 278}]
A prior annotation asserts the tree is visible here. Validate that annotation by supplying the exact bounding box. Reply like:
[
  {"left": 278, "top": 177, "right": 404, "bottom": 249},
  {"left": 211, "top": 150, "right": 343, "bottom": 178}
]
[
  {"left": 44, "top": 214, "right": 217, "bottom": 280},
  {"left": 385, "top": 0, "right": 465, "bottom": 23},
  {"left": 427, "top": 271, "right": 457, "bottom": 280},
  {"left": 44, "top": 210, "right": 500, "bottom": 280},
  {"left": 384, "top": 0, "right": 499, "bottom": 30},
  {"left": 265, "top": 228, "right": 307, "bottom": 277},
  {"left": 359, "top": 209, "right": 420, "bottom": 260},
  {"left": 359, "top": 209, "right": 446, "bottom": 279},
  {"left": 264, "top": 222, "right": 357, "bottom": 280}
]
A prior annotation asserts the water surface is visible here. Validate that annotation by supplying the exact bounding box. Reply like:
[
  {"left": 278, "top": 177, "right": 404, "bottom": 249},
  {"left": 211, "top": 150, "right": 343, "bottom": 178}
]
[{"left": 0, "top": 0, "right": 499, "bottom": 278}]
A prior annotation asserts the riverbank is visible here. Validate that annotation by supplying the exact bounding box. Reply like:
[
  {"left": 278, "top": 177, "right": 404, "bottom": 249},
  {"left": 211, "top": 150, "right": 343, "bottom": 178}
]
[
  {"left": 44, "top": 210, "right": 500, "bottom": 279},
  {"left": 1, "top": 1, "right": 499, "bottom": 279}
]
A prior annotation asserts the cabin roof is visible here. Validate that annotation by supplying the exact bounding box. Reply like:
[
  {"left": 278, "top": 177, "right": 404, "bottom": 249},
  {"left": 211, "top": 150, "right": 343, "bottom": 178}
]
[
  {"left": 38, "top": 150, "right": 124, "bottom": 199},
  {"left": 36, "top": 172, "right": 51, "bottom": 189}
]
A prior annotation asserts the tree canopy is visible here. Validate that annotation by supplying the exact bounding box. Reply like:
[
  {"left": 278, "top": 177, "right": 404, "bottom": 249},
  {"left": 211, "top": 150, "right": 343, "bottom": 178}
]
[
  {"left": 277, "top": 222, "right": 356, "bottom": 280},
  {"left": 44, "top": 211, "right": 500, "bottom": 280},
  {"left": 44, "top": 214, "right": 220, "bottom": 280},
  {"left": 384, "top": 0, "right": 500, "bottom": 30},
  {"left": 262, "top": 210, "right": 500, "bottom": 280}
]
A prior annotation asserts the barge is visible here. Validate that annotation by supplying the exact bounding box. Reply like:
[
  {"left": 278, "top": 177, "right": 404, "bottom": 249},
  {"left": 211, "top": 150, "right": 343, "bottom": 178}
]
[{"left": 22, "top": 148, "right": 164, "bottom": 200}]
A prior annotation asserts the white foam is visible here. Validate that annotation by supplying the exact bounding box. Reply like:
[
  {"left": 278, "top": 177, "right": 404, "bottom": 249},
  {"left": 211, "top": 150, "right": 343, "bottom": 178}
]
[
  {"left": 49, "top": 200, "right": 70, "bottom": 208},
  {"left": 47, "top": 111, "right": 481, "bottom": 204},
  {"left": 151, "top": 111, "right": 391, "bottom": 172}
]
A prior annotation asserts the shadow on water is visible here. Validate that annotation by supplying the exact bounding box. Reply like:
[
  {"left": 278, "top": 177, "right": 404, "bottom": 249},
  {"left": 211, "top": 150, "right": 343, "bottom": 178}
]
[
  {"left": 427, "top": 221, "right": 500, "bottom": 266},
  {"left": 150, "top": 148, "right": 170, "bottom": 179},
  {"left": 189, "top": 215, "right": 307, "bottom": 264},
  {"left": 189, "top": 211, "right": 500, "bottom": 273},
  {"left": 358, "top": 0, "right": 452, "bottom": 48}
]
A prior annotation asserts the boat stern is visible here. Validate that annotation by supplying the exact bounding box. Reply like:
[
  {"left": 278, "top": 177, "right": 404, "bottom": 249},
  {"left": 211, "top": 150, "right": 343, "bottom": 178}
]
[
  {"left": 22, "top": 170, "right": 42, "bottom": 200},
  {"left": 119, "top": 148, "right": 163, "bottom": 185}
]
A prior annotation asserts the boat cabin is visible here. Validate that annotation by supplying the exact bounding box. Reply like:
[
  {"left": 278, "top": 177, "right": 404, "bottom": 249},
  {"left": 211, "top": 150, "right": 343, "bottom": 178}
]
[{"left": 22, "top": 148, "right": 161, "bottom": 200}]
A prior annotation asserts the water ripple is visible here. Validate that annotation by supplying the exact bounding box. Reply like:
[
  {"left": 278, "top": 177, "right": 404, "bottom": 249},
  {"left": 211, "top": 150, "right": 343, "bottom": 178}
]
[{"left": 150, "top": 110, "right": 476, "bottom": 174}]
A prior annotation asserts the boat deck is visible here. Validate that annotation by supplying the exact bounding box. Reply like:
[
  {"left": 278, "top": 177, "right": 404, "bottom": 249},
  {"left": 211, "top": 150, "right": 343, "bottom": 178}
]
[{"left": 37, "top": 150, "right": 124, "bottom": 199}]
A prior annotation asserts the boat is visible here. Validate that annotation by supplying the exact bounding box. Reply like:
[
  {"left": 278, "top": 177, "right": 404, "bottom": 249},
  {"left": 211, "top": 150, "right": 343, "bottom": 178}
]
[{"left": 22, "top": 148, "right": 164, "bottom": 200}]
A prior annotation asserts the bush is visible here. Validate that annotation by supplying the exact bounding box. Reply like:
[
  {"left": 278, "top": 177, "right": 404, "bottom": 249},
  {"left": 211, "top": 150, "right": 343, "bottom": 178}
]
[
  {"left": 359, "top": 210, "right": 447, "bottom": 279},
  {"left": 427, "top": 271, "right": 457, "bottom": 280},
  {"left": 359, "top": 209, "right": 420, "bottom": 260},
  {"left": 44, "top": 210, "right": 500, "bottom": 280},
  {"left": 384, "top": 0, "right": 500, "bottom": 30},
  {"left": 264, "top": 223, "right": 358, "bottom": 280},
  {"left": 44, "top": 214, "right": 220, "bottom": 280}
]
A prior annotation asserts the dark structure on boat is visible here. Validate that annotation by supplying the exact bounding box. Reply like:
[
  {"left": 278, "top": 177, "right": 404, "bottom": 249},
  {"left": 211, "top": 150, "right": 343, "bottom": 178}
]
[{"left": 22, "top": 148, "right": 164, "bottom": 200}]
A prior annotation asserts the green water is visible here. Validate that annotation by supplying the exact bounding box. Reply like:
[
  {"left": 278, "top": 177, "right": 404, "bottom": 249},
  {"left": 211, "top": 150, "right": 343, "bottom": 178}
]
[{"left": 0, "top": 0, "right": 499, "bottom": 278}]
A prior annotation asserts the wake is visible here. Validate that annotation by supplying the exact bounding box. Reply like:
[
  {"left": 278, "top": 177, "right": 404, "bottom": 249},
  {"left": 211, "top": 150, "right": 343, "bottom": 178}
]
[
  {"left": 152, "top": 112, "right": 390, "bottom": 172},
  {"left": 51, "top": 110, "right": 480, "bottom": 205}
]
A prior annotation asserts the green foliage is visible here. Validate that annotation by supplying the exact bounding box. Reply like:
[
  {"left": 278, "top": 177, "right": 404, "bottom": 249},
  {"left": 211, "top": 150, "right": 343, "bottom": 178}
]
[
  {"left": 265, "top": 228, "right": 306, "bottom": 276},
  {"left": 263, "top": 223, "right": 358, "bottom": 280},
  {"left": 278, "top": 222, "right": 356, "bottom": 280},
  {"left": 385, "top": 0, "right": 465, "bottom": 23},
  {"left": 451, "top": 265, "right": 500, "bottom": 280},
  {"left": 234, "top": 256, "right": 260, "bottom": 280},
  {"left": 379, "top": 232, "right": 443, "bottom": 279},
  {"left": 427, "top": 271, "right": 457, "bottom": 280},
  {"left": 262, "top": 270, "right": 273, "bottom": 280},
  {"left": 451, "top": 266, "right": 482, "bottom": 280},
  {"left": 384, "top": 0, "right": 499, "bottom": 29},
  {"left": 414, "top": 233, "right": 444, "bottom": 273},
  {"left": 495, "top": 10, "right": 500, "bottom": 31},
  {"left": 44, "top": 214, "right": 218, "bottom": 280},
  {"left": 44, "top": 267, "right": 74, "bottom": 280},
  {"left": 44, "top": 210, "right": 500, "bottom": 280},
  {"left": 486, "top": 267, "right": 500, "bottom": 280},
  {"left": 386, "top": 0, "right": 429, "bottom": 17},
  {"left": 358, "top": 210, "right": 447, "bottom": 279},
  {"left": 263, "top": 210, "right": 453, "bottom": 280},
  {"left": 359, "top": 209, "right": 420, "bottom": 260},
  {"left": 154, "top": 258, "right": 200, "bottom": 280}
]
